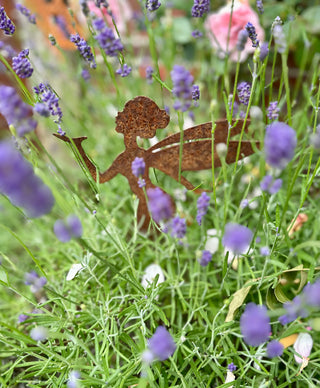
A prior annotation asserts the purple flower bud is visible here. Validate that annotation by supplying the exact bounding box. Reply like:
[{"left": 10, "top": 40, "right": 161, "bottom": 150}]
[
  {"left": 192, "top": 85, "right": 200, "bottom": 101},
  {"left": 146, "top": 66, "right": 154, "bottom": 83},
  {"left": 67, "top": 370, "right": 81, "bottom": 388},
  {"left": 259, "top": 42, "right": 269, "bottom": 61},
  {"left": 303, "top": 280, "right": 320, "bottom": 307},
  {"left": 266, "top": 340, "right": 284, "bottom": 358},
  {"left": 12, "top": 49, "right": 33, "bottom": 78},
  {"left": 237, "top": 82, "right": 251, "bottom": 106},
  {"left": 191, "top": 0, "right": 210, "bottom": 18},
  {"left": 16, "top": 4, "right": 36, "bottom": 24},
  {"left": 222, "top": 223, "right": 253, "bottom": 255},
  {"left": 147, "top": 188, "right": 173, "bottom": 223},
  {"left": 148, "top": 326, "right": 176, "bottom": 361},
  {"left": 171, "top": 65, "right": 194, "bottom": 112},
  {"left": 227, "top": 362, "right": 237, "bottom": 372},
  {"left": 34, "top": 83, "right": 63, "bottom": 125},
  {"left": 54, "top": 215, "right": 83, "bottom": 243},
  {"left": 25, "top": 271, "right": 47, "bottom": 293},
  {"left": 260, "top": 175, "right": 282, "bottom": 194},
  {"left": 131, "top": 157, "right": 146, "bottom": 177},
  {"left": 34, "top": 102, "right": 50, "bottom": 118},
  {"left": 81, "top": 68, "right": 91, "bottom": 81},
  {"left": 279, "top": 295, "right": 309, "bottom": 325},
  {"left": 146, "top": 0, "right": 161, "bottom": 12},
  {"left": 192, "top": 29, "right": 203, "bottom": 38},
  {"left": 18, "top": 314, "right": 29, "bottom": 323},
  {"left": 30, "top": 326, "right": 48, "bottom": 342},
  {"left": 116, "top": 63, "right": 132, "bottom": 77},
  {"left": 260, "top": 246, "right": 270, "bottom": 256},
  {"left": 256, "top": 0, "right": 264, "bottom": 14},
  {"left": 236, "top": 29, "right": 249, "bottom": 52},
  {"left": 199, "top": 250, "right": 212, "bottom": 267},
  {"left": 240, "top": 303, "right": 271, "bottom": 346},
  {"left": 264, "top": 122, "right": 297, "bottom": 169},
  {"left": 93, "top": 18, "right": 123, "bottom": 57},
  {"left": 267, "top": 101, "right": 280, "bottom": 121},
  {"left": 273, "top": 24, "right": 286, "bottom": 54},
  {"left": 70, "top": 33, "right": 97, "bottom": 69},
  {"left": 0, "top": 6, "right": 15, "bottom": 35},
  {"left": 245, "top": 22, "right": 259, "bottom": 48},
  {"left": 170, "top": 216, "right": 186, "bottom": 239},
  {"left": 196, "top": 192, "right": 210, "bottom": 225}
]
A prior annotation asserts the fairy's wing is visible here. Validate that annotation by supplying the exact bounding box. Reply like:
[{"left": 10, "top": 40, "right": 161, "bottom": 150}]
[
  {"left": 148, "top": 119, "right": 250, "bottom": 152},
  {"left": 146, "top": 140, "right": 257, "bottom": 172}
]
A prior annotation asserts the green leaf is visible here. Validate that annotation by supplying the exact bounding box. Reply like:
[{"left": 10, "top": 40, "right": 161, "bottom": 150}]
[
  {"left": 266, "top": 287, "right": 280, "bottom": 310},
  {"left": 274, "top": 284, "right": 290, "bottom": 303}
]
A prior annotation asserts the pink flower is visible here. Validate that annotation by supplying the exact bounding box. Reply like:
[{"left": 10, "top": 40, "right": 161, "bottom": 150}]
[
  {"left": 88, "top": 1, "right": 132, "bottom": 34},
  {"left": 205, "top": 0, "right": 264, "bottom": 62}
]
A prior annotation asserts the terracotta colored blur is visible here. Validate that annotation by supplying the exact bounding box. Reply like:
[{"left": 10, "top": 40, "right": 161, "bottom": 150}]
[{"left": 55, "top": 96, "right": 258, "bottom": 230}]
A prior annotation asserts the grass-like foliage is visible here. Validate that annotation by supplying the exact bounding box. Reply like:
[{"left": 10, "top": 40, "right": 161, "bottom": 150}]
[{"left": 0, "top": 0, "right": 320, "bottom": 387}]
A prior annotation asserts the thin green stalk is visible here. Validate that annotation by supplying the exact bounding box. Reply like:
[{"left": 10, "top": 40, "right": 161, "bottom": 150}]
[{"left": 281, "top": 53, "right": 292, "bottom": 125}]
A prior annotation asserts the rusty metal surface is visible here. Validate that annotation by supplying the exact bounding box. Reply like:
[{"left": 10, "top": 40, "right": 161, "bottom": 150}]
[{"left": 55, "top": 96, "right": 258, "bottom": 230}]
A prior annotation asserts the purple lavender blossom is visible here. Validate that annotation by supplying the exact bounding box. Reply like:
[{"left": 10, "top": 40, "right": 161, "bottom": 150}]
[
  {"left": 81, "top": 68, "right": 91, "bottom": 81},
  {"left": 0, "top": 6, "right": 15, "bottom": 35},
  {"left": 16, "top": 4, "right": 36, "bottom": 24},
  {"left": 25, "top": 271, "right": 47, "bottom": 293},
  {"left": 54, "top": 215, "right": 83, "bottom": 243},
  {"left": 260, "top": 175, "right": 282, "bottom": 194},
  {"left": 264, "top": 122, "right": 297, "bottom": 169},
  {"left": 148, "top": 326, "right": 176, "bottom": 361},
  {"left": 237, "top": 82, "right": 251, "bottom": 106},
  {"left": 278, "top": 295, "right": 309, "bottom": 325},
  {"left": 227, "top": 363, "right": 237, "bottom": 372},
  {"left": 146, "top": 0, "right": 161, "bottom": 12},
  {"left": 93, "top": 18, "right": 123, "bottom": 57},
  {"left": 273, "top": 24, "right": 286, "bottom": 54},
  {"left": 171, "top": 65, "right": 194, "bottom": 112},
  {"left": 116, "top": 63, "right": 132, "bottom": 77},
  {"left": 256, "top": 0, "right": 264, "bottom": 14},
  {"left": 245, "top": 22, "right": 259, "bottom": 48},
  {"left": 191, "top": 0, "right": 210, "bottom": 17},
  {"left": 0, "top": 41, "right": 16, "bottom": 58},
  {"left": 131, "top": 157, "right": 146, "bottom": 177},
  {"left": 0, "top": 86, "right": 37, "bottom": 136},
  {"left": 34, "top": 103, "right": 50, "bottom": 118},
  {"left": 147, "top": 188, "right": 173, "bottom": 223},
  {"left": 199, "top": 250, "right": 212, "bottom": 267},
  {"left": 303, "top": 280, "right": 320, "bottom": 307},
  {"left": 34, "top": 83, "right": 63, "bottom": 125},
  {"left": 240, "top": 303, "right": 271, "bottom": 346},
  {"left": 30, "top": 326, "right": 48, "bottom": 342},
  {"left": 196, "top": 192, "right": 210, "bottom": 225},
  {"left": 259, "top": 42, "right": 269, "bottom": 61},
  {"left": 222, "top": 223, "right": 253, "bottom": 255},
  {"left": 0, "top": 141, "right": 55, "bottom": 217},
  {"left": 236, "top": 29, "right": 249, "bottom": 52},
  {"left": 170, "top": 216, "right": 186, "bottom": 239},
  {"left": 53, "top": 15, "right": 70, "bottom": 38},
  {"left": 12, "top": 49, "right": 33, "bottom": 78},
  {"left": 240, "top": 199, "right": 249, "bottom": 208},
  {"left": 260, "top": 246, "right": 270, "bottom": 256},
  {"left": 266, "top": 340, "right": 283, "bottom": 358},
  {"left": 18, "top": 314, "right": 29, "bottom": 323},
  {"left": 192, "top": 85, "right": 200, "bottom": 101},
  {"left": 192, "top": 30, "right": 203, "bottom": 38},
  {"left": 70, "top": 33, "right": 97, "bottom": 69},
  {"left": 146, "top": 66, "right": 154, "bottom": 83},
  {"left": 67, "top": 371, "right": 81, "bottom": 388},
  {"left": 138, "top": 178, "right": 146, "bottom": 188},
  {"left": 267, "top": 101, "right": 280, "bottom": 121}
]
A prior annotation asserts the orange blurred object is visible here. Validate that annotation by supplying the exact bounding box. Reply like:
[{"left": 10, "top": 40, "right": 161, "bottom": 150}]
[
  {"left": 287, "top": 213, "right": 308, "bottom": 238},
  {"left": 24, "top": 0, "right": 84, "bottom": 50}
]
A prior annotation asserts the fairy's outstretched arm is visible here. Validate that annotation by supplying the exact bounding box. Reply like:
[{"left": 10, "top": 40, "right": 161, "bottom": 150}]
[{"left": 53, "top": 134, "right": 119, "bottom": 183}]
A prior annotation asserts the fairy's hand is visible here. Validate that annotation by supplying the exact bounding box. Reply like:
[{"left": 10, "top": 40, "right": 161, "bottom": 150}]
[{"left": 53, "top": 134, "right": 88, "bottom": 145}]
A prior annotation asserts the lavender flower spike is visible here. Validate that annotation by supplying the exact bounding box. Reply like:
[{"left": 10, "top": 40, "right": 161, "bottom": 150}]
[
  {"left": 196, "top": 192, "right": 210, "bottom": 225},
  {"left": 131, "top": 157, "right": 146, "bottom": 177},
  {"left": 170, "top": 216, "right": 187, "bottom": 239},
  {"left": 240, "top": 303, "right": 271, "bottom": 346},
  {"left": 12, "top": 49, "right": 33, "bottom": 78},
  {"left": 147, "top": 188, "right": 173, "bottom": 223},
  {"left": 54, "top": 215, "right": 83, "bottom": 243},
  {"left": 171, "top": 65, "right": 194, "bottom": 112},
  {"left": 93, "top": 18, "right": 123, "bottom": 57},
  {"left": 266, "top": 340, "right": 284, "bottom": 358},
  {"left": 146, "top": 0, "right": 161, "bottom": 12},
  {"left": 116, "top": 64, "right": 132, "bottom": 77},
  {"left": 191, "top": 0, "right": 210, "bottom": 18},
  {"left": 70, "top": 33, "right": 97, "bottom": 69},
  {"left": 264, "top": 122, "right": 297, "bottom": 169},
  {"left": 0, "top": 6, "right": 15, "bottom": 35},
  {"left": 245, "top": 22, "right": 259, "bottom": 48},
  {"left": 237, "top": 82, "right": 251, "bottom": 106},
  {"left": 148, "top": 326, "right": 176, "bottom": 361},
  {"left": 222, "top": 223, "right": 253, "bottom": 255}
]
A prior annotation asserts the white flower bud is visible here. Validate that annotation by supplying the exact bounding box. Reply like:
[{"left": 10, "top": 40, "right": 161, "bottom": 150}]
[{"left": 294, "top": 332, "right": 313, "bottom": 364}]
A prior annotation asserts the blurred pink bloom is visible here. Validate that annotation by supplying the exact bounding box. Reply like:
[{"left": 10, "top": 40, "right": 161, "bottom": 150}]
[
  {"left": 88, "top": 1, "right": 132, "bottom": 34},
  {"left": 205, "top": 0, "right": 264, "bottom": 62}
]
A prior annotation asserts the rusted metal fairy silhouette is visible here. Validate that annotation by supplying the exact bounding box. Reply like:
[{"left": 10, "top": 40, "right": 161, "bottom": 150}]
[{"left": 55, "top": 96, "right": 257, "bottom": 229}]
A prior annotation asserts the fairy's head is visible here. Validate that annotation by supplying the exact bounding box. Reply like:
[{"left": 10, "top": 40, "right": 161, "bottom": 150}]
[{"left": 115, "top": 96, "right": 170, "bottom": 139}]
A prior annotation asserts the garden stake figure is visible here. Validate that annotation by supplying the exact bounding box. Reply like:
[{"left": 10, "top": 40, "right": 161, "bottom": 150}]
[{"left": 55, "top": 96, "right": 257, "bottom": 230}]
